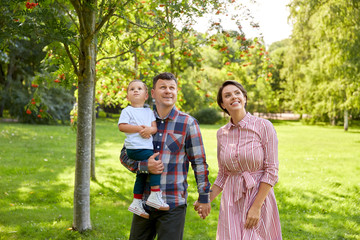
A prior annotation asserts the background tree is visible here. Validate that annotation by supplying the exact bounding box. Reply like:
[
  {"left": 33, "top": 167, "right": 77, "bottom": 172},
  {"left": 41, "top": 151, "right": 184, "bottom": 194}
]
[
  {"left": 4, "top": 0, "right": 266, "bottom": 233},
  {"left": 282, "top": 0, "right": 360, "bottom": 129},
  {"left": 0, "top": 3, "right": 75, "bottom": 123}
]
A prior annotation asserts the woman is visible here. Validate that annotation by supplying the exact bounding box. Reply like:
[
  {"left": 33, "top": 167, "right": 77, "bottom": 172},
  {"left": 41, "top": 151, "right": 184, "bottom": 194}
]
[{"left": 199, "top": 80, "right": 282, "bottom": 239}]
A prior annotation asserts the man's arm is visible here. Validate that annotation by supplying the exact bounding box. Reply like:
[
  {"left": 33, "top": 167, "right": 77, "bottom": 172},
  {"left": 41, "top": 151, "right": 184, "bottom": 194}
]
[
  {"left": 186, "top": 118, "right": 211, "bottom": 200},
  {"left": 185, "top": 117, "right": 211, "bottom": 218},
  {"left": 119, "top": 145, "right": 163, "bottom": 174},
  {"left": 119, "top": 146, "right": 139, "bottom": 173}
]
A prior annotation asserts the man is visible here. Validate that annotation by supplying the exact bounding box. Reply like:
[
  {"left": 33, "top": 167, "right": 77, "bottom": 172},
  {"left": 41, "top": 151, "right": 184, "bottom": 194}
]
[{"left": 120, "top": 72, "right": 211, "bottom": 240}]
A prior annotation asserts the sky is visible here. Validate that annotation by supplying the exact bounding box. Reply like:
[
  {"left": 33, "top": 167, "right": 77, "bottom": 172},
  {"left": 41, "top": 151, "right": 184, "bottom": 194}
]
[
  {"left": 251, "top": 0, "right": 292, "bottom": 45},
  {"left": 191, "top": 0, "right": 293, "bottom": 47}
]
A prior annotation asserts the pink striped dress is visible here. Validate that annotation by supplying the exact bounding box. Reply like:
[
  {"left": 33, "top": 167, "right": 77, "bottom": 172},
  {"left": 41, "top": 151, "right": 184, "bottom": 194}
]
[{"left": 214, "top": 113, "right": 282, "bottom": 240}]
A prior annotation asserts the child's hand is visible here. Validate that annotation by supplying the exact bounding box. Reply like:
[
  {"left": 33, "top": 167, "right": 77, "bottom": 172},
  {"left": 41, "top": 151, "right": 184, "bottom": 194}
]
[{"left": 139, "top": 125, "right": 152, "bottom": 139}]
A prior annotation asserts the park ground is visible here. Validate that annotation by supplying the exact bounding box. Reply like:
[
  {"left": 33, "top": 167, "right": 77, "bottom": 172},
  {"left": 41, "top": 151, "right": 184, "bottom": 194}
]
[{"left": 0, "top": 117, "right": 359, "bottom": 239}]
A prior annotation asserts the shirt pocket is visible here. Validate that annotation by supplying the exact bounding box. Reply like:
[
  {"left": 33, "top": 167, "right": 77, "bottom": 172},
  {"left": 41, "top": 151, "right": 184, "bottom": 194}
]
[{"left": 165, "top": 133, "right": 184, "bottom": 153}]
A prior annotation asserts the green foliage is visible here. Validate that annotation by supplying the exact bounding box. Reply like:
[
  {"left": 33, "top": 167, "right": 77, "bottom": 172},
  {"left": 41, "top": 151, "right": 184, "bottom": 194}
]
[
  {"left": 90, "top": 1, "right": 272, "bottom": 114},
  {"left": 176, "top": 32, "right": 276, "bottom": 115},
  {"left": 193, "top": 108, "right": 222, "bottom": 125},
  {"left": 2, "top": 0, "right": 274, "bottom": 123},
  {"left": 0, "top": 36, "right": 75, "bottom": 124},
  {"left": 279, "top": 0, "right": 360, "bottom": 124},
  {"left": 2, "top": 78, "right": 31, "bottom": 120}
]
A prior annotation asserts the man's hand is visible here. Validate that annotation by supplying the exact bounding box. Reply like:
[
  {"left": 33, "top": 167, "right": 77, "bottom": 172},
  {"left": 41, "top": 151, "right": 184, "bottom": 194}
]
[
  {"left": 148, "top": 152, "right": 163, "bottom": 174},
  {"left": 193, "top": 201, "right": 211, "bottom": 219}
]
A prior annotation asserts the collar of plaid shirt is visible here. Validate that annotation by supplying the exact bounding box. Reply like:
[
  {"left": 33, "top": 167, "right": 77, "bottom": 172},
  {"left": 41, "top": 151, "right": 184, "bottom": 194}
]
[{"left": 153, "top": 106, "right": 177, "bottom": 121}]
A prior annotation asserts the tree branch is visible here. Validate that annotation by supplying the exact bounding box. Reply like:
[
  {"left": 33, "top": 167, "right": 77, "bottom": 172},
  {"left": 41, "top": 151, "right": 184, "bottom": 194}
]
[
  {"left": 97, "top": 18, "right": 112, "bottom": 52},
  {"left": 112, "top": 14, "right": 156, "bottom": 29},
  {"left": 94, "top": 0, "right": 124, "bottom": 36},
  {"left": 98, "top": 0, "right": 107, "bottom": 19},
  {"left": 70, "top": 40, "right": 80, "bottom": 53},
  {"left": 55, "top": 0, "right": 80, "bottom": 33},
  {"left": 63, "top": 43, "right": 79, "bottom": 76},
  {"left": 69, "top": 0, "right": 85, "bottom": 34},
  {"left": 96, "top": 30, "right": 162, "bottom": 62}
]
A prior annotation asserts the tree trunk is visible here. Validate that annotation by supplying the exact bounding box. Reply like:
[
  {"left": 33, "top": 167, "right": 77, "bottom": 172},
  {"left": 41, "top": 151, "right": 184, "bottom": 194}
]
[
  {"left": 169, "top": 25, "right": 175, "bottom": 74},
  {"left": 165, "top": 6, "right": 175, "bottom": 74},
  {"left": 344, "top": 109, "right": 348, "bottom": 131},
  {"left": 330, "top": 117, "right": 336, "bottom": 126},
  {"left": 134, "top": 50, "right": 138, "bottom": 77},
  {"left": 91, "top": 34, "right": 98, "bottom": 182},
  {"left": 73, "top": 0, "right": 96, "bottom": 232},
  {"left": 1, "top": 55, "right": 17, "bottom": 118},
  {"left": 91, "top": 81, "right": 97, "bottom": 181},
  {"left": 0, "top": 64, "right": 5, "bottom": 117}
]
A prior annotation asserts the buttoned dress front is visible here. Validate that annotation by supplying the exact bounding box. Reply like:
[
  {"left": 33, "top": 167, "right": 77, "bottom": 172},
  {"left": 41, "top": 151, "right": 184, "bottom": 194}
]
[{"left": 214, "top": 113, "right": 282, "bottom": 240}]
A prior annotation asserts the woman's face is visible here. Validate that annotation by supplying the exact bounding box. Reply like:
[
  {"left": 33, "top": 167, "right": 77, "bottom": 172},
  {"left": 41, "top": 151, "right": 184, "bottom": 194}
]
[{"left": 221, "top": 84, "right": 246, "bottom": 115}]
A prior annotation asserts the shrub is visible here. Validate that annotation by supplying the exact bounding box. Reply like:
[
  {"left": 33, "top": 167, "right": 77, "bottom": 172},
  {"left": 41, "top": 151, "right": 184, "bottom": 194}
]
[
  {"left": 3, "top": 82, "right": 75, "bottom": 124},
  {"left": 193, "top": 108, "right": 222, "bottom": 124}
]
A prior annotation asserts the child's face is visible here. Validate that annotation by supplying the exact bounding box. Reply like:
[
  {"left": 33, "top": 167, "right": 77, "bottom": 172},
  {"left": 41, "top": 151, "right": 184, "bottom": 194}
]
[{"left": 127, "top": 81, "right": 148, "bottom": 107}]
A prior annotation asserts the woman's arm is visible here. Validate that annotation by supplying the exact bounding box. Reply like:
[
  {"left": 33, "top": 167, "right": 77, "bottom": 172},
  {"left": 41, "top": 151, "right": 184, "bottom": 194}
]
[
  {"left": 245, "top": 182, "right": 272, "bottom": 229},
  {"left": 260, "top": 120, "right": 279, "bottom": 186},
  {"left": 246, "top": 120, "right": 279, "bottom": 229},
  {"left": 210, "top": 184, "right": 222, "bottom": 202}
]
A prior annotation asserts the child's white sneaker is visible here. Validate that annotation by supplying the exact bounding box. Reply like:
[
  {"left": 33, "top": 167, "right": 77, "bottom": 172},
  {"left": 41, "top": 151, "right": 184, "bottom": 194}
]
[
  {"left": 146, "top": 191, "right": 169, "bottom": 210},
  {"left": 128, "top": 199, "right": 149, "bottom": 219}
]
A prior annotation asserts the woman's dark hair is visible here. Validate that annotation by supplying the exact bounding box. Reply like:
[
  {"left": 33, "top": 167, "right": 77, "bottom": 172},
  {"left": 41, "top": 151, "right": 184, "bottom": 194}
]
[
  {"left": 153, "top": 72, "right": 177, "bottom": 89},
  {"left": 217, "top": 80, "right": 248, "bottom": 115}
]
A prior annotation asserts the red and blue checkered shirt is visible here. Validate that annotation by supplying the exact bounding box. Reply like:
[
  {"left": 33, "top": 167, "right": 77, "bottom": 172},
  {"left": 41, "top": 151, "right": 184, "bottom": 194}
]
[{"left": 120, "top": 106, "right": 211, "bottom": 209}]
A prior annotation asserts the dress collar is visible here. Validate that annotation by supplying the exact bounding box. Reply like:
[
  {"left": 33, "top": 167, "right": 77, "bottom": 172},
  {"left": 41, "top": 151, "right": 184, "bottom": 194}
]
[{"left": 225, "top": 112, "right": 252, "bottom": 129}]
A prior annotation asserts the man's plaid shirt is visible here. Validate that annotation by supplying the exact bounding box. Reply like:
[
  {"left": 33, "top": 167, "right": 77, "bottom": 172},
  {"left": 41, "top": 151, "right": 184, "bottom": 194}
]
[{"left": 120, "top": 106, "right": 211, "bottom": 209}]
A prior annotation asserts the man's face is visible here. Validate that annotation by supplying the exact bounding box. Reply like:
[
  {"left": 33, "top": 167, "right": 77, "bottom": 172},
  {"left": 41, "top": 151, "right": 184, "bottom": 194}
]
[{"left": 151, "top": 79, "right": 177, "bottom": 108}]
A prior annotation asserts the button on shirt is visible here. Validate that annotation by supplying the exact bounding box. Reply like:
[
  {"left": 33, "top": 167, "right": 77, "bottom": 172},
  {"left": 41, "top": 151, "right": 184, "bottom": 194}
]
[{"left": 120, "top": 107, "right": 211, "bottom": 209}]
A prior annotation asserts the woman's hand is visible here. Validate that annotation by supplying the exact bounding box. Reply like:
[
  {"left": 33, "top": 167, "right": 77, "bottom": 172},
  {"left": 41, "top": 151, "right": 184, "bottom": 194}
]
[
  {"left": 244, "top": 182, "right": 272, "bottom": 228},
  {"left": 193, "top": 200, "right": 200, "bottom": 211},
  {"left": 245, "top": 205, "right": 261, "bottom": 229}
]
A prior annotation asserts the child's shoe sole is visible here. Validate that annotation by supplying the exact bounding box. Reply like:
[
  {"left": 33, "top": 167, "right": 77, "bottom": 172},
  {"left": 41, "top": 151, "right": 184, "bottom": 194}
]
[{"left": 128, "top": 206, "right": 150, "bottom": 219}]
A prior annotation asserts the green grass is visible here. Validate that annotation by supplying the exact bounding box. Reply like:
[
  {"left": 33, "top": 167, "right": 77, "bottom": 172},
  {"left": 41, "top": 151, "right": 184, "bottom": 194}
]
[{"left": 0, "top": 119, "right": 359, "bottom": 239}]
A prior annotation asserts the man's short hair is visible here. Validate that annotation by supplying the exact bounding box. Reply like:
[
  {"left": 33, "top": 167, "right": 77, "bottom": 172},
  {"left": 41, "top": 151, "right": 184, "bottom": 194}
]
[{"left": 153, "top": 72, "right": 177, "bottom": 89}]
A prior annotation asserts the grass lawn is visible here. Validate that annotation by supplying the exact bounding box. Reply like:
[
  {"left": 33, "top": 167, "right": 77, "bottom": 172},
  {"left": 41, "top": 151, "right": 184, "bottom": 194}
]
[{"left": 0, "top": 118, "right": 359, "bottom": 239}]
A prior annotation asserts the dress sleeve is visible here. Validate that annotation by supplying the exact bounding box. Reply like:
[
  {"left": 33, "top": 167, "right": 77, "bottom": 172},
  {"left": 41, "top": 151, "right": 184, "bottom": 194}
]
[
  {"left": 260, "top": 120, "right": 279, "bottom": 186},
  {"left": 185, "top": 117, "right": 211, "bottom": 203},
  {"left": 213, "top": 129, "right": 229, "bottom": 189}
]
